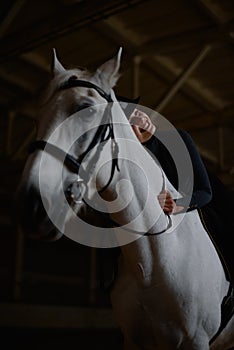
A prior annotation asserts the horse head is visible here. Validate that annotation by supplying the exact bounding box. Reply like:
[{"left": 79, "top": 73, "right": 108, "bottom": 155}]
[{"left": 17, "top": 48, "right": 123, "bottom": 241}]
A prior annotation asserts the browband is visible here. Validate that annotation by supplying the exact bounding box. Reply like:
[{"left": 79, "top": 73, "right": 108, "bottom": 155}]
[{"left": 59, "top": 78, "right": 140, "bottom": 117}]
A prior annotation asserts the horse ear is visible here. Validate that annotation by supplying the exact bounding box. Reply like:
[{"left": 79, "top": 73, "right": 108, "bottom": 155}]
[
  {"left": 51, "top": 48, "right": 66, "bottom": 76},
  {"left": 95, "top": 47, "right": 122, "bottom": 89}
]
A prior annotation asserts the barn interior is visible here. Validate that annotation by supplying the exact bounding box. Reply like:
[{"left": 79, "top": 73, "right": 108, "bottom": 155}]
[{"left": 0, "top": 0, "right": 234, "bottom": 349}]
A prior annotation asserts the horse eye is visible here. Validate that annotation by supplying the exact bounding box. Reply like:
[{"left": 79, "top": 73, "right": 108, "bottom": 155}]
[
  {"left": 72, "top": 104, "right": 95, "bottom": 116},
  {"left": 82, "top": 106, "right": 95, "bottom": 117},
  {"left": 87, "top": 107, "right": 95, "bottom": 114}
]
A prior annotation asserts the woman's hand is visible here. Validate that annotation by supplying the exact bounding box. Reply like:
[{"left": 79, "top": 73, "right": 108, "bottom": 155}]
[
  {"left": 158, "top": 190, "right": 184, "bottom": 215},
  {"left": 130, "top": 109, "right": 156, "bottom": 143}
]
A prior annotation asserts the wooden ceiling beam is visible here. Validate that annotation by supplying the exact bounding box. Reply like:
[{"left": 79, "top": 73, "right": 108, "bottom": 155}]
[
  {"left": 174, "top": 105, "right": 234, "bottom": 131},
  {"left": 195, "top": 0, "right": 234, "bottom": 24},
  {"left": 20, "top": 52, "right": 51, "bottom": 72},
  {"left": 1, "top": 2, "right": 233, "bottom": 65},
  {"left": 0, "top": 68, "right": 36, "bottom": 94},
  {"left": 0, "top": 0, "right": 27, "bottom": 38},
  {"left": 128, "top": 20, "right": 234, "bottom": 56},
  {"left": 154, "top": 45, "right": 212, "bottom": 113},
  {"left": 94, "top": 20, "right": 230, "bottom": 111},
  {"left": 0, "top": 0, "right": 145, "bottom": 63},
  {"left": 94, "top": 18, "right": 216, "bottom": 58},
  {"left": 150, "top": 54, "right": 228, "bottom": 111}
]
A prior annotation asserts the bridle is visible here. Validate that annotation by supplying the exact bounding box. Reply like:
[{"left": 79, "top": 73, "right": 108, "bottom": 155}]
[
  {"left": 29, "top": 78, "right": 172, "bottom": 235},
  {"left": 29, "top": 79, "right": 120, "bottom": 203}
]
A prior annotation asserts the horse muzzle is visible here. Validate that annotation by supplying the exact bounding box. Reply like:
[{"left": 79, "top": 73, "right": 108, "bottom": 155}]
[{"left": 15, "top": 184, "right": 62, "bottom": 241}]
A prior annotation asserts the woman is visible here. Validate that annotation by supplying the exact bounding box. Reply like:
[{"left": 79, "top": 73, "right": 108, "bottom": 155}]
[{"left": 129, "top": 108, "right": 212, "bottom": 215}]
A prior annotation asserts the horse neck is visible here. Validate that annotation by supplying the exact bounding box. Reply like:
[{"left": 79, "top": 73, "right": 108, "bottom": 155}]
[
  {"left": 93, "top": 102, "right": 171, "bottom": 280},
  {"left": 105, "top": 117, "right": 168, "bottom": 234}
]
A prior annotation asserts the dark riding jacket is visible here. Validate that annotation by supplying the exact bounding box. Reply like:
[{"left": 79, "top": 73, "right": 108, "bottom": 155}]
[{"left": 143, "top": 129, "right": 212, "bottom": 211}]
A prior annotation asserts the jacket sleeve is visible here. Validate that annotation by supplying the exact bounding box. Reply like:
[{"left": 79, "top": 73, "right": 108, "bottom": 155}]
[{"left": 176, "top": 130, "right": 212, "bottom": 210}]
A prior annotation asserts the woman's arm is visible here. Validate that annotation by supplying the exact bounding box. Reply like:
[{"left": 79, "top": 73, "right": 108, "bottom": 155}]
[
  {"left": 130, "top": 109, "right": 212, "bottom": 213},
  {"left": 176, "top": 130, "right": 212, "bottom": 210}
]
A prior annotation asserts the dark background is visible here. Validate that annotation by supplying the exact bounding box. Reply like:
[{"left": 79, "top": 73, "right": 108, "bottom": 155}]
[{"left": 0, "top": 0, "right": 234, "bottom": 349}]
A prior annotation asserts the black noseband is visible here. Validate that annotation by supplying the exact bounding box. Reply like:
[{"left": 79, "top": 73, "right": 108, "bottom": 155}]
[{"left": 29, "top": 140, "right": 82, "bottom": 173}]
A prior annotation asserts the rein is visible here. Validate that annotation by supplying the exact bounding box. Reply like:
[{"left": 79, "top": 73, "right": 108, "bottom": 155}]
[{"left": 29, "top": 79, "right": 172, "bottom": 236}]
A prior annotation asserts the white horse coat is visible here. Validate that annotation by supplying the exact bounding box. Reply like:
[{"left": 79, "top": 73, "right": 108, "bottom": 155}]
[{"left": 17, "top": 48, "right": 234, "bottom": 350}]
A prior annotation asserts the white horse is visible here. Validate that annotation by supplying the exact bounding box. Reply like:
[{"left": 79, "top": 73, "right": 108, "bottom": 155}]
[{"left": 17, "top": 48, "right": 234, "bottom": 350}]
